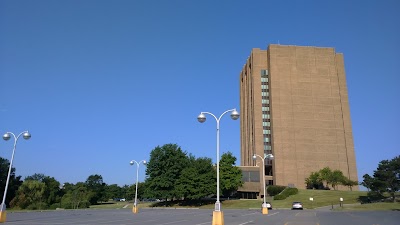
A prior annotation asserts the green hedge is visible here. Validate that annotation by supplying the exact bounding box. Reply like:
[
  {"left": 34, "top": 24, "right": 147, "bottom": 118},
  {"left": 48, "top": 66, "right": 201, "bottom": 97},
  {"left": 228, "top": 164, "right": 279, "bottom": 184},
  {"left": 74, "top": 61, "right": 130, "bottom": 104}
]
[
  {"left": 273, "top": 187, "right": 299, "bottom": 200},
  {"left": 267, "top": 185, "right": 286, "bottom": 196}
]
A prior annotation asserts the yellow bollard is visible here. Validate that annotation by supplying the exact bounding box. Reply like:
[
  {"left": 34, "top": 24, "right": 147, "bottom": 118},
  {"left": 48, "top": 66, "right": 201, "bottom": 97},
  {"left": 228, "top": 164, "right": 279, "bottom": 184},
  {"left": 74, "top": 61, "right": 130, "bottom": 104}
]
[
  {"left": 212, "top": 211, "right": 224, "bottom": 225},
  {"left": 0, "top": 211, "right": 6, "bottom": 223},
  {"left": 132, "top": 206, "right": 138, "bottom": 214}
]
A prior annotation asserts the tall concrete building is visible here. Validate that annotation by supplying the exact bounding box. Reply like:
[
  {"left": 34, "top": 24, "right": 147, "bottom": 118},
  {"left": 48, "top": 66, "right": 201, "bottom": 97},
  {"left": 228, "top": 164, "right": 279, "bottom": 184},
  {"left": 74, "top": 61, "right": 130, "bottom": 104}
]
[{"left": 238, "top": 44, "right": 358, "bottom": 197}]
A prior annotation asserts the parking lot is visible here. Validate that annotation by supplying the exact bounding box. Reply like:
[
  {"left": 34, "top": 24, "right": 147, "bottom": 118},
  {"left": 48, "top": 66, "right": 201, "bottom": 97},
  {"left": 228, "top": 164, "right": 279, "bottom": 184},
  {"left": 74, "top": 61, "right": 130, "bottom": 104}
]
[{"left": 6, "top": 208, "right": 400, "bottom": 225}]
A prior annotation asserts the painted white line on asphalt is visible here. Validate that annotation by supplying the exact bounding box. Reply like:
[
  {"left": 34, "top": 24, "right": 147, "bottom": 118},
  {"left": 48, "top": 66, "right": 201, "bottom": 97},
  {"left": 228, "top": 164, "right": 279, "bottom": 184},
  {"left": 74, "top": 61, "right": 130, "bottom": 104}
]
[
  {"left": 241, "top": 212, "right": 258, "bottom": 216},
  {"left": 267, "top": 212, "right": 280, "bottom": 216},
  {"left": 158, "top": 220, "right": 188, "bottom": 225},
  {"left": 238, "top": 221, "right": 254, "bottom": 225},
  {"left": 194, "top": 222, "right": 211, "bottom": 225}
]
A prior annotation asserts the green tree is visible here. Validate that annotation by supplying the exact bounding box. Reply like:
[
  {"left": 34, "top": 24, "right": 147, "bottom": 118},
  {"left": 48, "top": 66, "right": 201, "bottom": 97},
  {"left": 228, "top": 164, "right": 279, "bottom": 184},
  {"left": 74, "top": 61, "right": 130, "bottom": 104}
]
[
  {"left": 121, "top": 184, "right": 131, "bottom": 199},
  {"left": 341, "top": 177, "right": 358, "bottom": 191},
  {"left": 363, "top": 155, "right": 400, "bottom": 202},
  {"left": 305, "top": 171, "right": 323, "bottom": 189},
  {"left": 0, "top": 157, "right": 23, "bottom": 207},
  {"left": 62, "top": 182, "right": 90, "bottom": 209},
  {"left": 305, "top": 167, "right": 357, "bottom": 190},
  {"left": 360, "top": 174, "right": 374, "bottom": 191},
  {"left": 105, "top": 184, "right": 123, "bottom": 200},
  {"left": 330, "top": 170, "right": 345, "bottom": 190},
  {"left": 319, "top": 167, "right": 333, "bottom": 189},
  {"left": 25, "top": 173, "right": 61, "bottom": 207},
  {"left": 10, "top": 180, "right": 45, "bottom": 209},
  {"left": 125, "top": 182, "right": 146, "bottom": 200},
  {"left": 85, "top": 174, "right": 106, "bottom": 204},
  {"left": 219, "top": 152, "right": 243, "bottom": 197},
  {"left": 145, "top": 144, "right": 189, "bottom": 201},
  {"left": 176, "top": 157, "right": 216, "bottom": 200}
]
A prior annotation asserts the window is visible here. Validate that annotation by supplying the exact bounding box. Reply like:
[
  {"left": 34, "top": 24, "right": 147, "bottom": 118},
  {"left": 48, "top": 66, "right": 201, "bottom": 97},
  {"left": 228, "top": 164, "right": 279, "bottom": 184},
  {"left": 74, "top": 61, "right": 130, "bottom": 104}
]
[
  {"left": 262, "top": 99, "right": 270, "bottom": 104},
  {"left": 263, "top": 130, "right": 271, "bottom": 134},
  {"left": 264, "top": 137, "right": 270, "bottom": 142},
  {"left": 264, "top": 145, "right": 271, "bottom": 150},
  {"left": 261, "top": 70, "right": 269, "bottom": 76},
  {"left": 263, "top": 122, "right": 270, "bottom": 127},
  {"left": 262, "top": 107, "right": 270, "bottom": 112},
  {"left": 261, "top": 85, "right": 269, "bottom": 90},
  {"left": 242, "top": 170, "right": 260, "bottom": 182},
  {"left": 261, "top": 92, "right": 269, "bottom": 97},
  {"left": 262, "top": 114, "right": 270, "bottom": 119}
]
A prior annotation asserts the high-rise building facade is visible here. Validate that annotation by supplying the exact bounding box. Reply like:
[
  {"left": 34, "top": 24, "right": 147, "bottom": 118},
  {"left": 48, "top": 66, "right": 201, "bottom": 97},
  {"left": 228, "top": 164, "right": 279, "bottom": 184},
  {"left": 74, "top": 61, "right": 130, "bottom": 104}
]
[{"left": 239, "top": 44, "right": 358, "bottom": 192}]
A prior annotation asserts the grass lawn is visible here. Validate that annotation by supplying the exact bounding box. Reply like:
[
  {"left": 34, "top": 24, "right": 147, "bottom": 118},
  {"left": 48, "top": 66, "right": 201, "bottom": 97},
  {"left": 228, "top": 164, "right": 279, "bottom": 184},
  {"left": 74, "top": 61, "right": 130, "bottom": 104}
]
[
  {"left": 334, "top": 202, "right": 400, "bottom": 211},
  {"left": 273, "top": 189, "right": 368, "bottom": 209},
  {"left": 139, "top": 189, "right": 369, "bottom": 210},
  {"left": 10, "top": 190, "right": 396, "bottom": 211},
  {"left": 89, "top": 201, "right": 128, "bottom": 209},
  {"left": 89, "top": 201, "right": 154, "bottom": 209},
  {"left": 195, "top": 189, "right": 368, "bottom": 209}
]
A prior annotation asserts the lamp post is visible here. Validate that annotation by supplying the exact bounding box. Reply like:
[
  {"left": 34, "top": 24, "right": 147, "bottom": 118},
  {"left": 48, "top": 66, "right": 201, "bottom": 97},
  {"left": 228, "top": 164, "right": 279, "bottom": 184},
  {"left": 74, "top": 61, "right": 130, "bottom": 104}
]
[
  {"left": 197, "top": 108, "right": 239, "bottom": 225},
  {"left": 1, "top": 131, "right": 31, "bottom": 223},
  {"left": 129, "top": 160, "right": 146, "bottom": 214},
  {"left": 253, "top": 153, "right": 274, "bottom": 215}
]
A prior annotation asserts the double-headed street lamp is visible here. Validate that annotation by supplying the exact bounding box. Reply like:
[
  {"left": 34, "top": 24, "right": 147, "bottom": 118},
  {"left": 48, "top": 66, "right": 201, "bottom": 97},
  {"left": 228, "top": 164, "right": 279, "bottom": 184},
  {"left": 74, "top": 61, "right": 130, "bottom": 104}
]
[
  {"left": 253, "top": 153, "right": 274, "bottom": 215},
  {"left": 0, "top": 131, "right": 31, "bottom": 223},
  {"left": 197, "top": 108, "right": 239, "bottom": 225},
  {"left": 129, "top": 159, "right": 146, "bottom": 214}
]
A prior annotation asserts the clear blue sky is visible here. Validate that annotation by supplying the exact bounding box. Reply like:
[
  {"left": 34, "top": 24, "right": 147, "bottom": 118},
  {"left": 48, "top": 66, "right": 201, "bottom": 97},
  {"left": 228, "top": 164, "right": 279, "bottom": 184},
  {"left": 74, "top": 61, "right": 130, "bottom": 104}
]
[{"left": 1, "top": 0, "right": 399, "bottom": 188}]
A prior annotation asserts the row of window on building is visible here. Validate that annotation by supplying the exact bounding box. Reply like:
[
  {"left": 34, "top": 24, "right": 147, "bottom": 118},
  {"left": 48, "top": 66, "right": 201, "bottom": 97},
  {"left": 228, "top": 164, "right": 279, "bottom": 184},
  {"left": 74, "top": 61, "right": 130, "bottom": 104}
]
[{"left": 261, "top": 69, "right": 272, "bottom": 156}]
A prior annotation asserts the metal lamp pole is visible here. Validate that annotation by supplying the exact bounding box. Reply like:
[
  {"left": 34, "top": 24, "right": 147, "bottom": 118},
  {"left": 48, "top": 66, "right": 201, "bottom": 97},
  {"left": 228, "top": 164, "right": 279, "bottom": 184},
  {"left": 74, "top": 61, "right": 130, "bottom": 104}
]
[
  {"left": 197, "top": 108, "right": 239, "bottom": 225},
  {"left": 253, "top": 153, "right": 274, "bottom": 215},
  {"left": 0, "top": 131, "right": 31, "bottom": 223},
  {"left": 129, "top": 160, "right": 146, "bottom": 214}
]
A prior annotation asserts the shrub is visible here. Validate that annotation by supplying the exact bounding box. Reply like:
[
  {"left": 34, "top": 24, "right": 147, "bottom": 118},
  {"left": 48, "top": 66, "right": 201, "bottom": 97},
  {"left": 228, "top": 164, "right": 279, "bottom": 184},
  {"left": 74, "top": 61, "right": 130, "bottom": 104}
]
[
  {"left": 26, "top": 202, "right": 48, "bottom": 210},
  {"left": 267, "top": 185, "right": 286, "bottom": 196},
  {"left": 273, "top": 194, "right": 287, "bottom": 200},
  {"left": 284, "top": 187, "right": 298, "bottom": 196},
  {"left": 273, "top": 187, "right": 298, "bottom": 200}
]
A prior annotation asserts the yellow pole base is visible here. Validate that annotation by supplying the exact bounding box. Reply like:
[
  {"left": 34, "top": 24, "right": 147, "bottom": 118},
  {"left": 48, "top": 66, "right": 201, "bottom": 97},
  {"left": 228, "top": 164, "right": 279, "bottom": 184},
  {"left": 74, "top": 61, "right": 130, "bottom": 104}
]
[
  {"left": 262, "top": 207, "right": 269, "bottom": 215},
  {"left": 0, "top": 211, "right": 6, "bottom": 223},
  {"left": 212, "top": 211, "right": 224, "bottom": 225},
  {"left": 132, "top": 206, "right": 138, "bottom": 214}
]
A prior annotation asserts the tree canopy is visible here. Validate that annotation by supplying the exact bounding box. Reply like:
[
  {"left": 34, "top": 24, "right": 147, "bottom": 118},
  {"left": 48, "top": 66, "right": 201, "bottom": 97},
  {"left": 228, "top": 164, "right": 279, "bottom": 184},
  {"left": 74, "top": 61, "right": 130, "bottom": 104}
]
[
  {"left": 0, "top": 157, "right": 23, "bottom": 207},
  {"left": 85, "top": 174, "right": 106, "bottom": 204},
  {"left": 219, "top": 152, "right": 243, "bottom": 197},
  {"left": 145, "top": 144, "right": 189, "bottom": 200},
  {"left": 362, "top": 155, "right": 399, "bottom": 202},
  {"left": 176, "top": 156, "right": 216, "bottom": 200},
  {"left": 305, "top": 167, "right": 358, "bottom": 190}
]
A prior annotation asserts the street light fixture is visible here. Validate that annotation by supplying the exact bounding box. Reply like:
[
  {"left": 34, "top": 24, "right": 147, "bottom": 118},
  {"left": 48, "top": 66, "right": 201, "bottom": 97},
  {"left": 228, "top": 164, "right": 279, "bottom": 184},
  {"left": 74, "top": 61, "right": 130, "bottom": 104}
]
[
  {"left": 253, "top": 153, "right": 274, "bottom": 215},
  {"left": 129, "top": 160, "right": 146, "bottom": 214},
  {"left": 1, "top": 131, "right": 31, "bottom": 223},
  {"left": 197, "top": 108, "right": 239, "bottom": 225}
]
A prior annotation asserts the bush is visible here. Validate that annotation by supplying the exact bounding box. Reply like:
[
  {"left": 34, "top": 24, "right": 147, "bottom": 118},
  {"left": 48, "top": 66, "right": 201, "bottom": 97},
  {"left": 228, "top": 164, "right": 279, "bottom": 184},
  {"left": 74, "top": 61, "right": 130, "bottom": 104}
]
[
  {"left": 273, "top": 187, "right": 299, "bottom": 200},
  {"left": 284, "top": 187, "right": 298, "bottom": 196},
  {"left": 49, "top": 203, "right": 62, "bottom": 209},
  {"left": 26, "top": 202, "right": 48, "bottom": 210},
  {"left": 273, "top": 194, "right": 287, "bottom": 200},
  {"left": 267, "top": 185, "right": 286, "bottom": 196}
]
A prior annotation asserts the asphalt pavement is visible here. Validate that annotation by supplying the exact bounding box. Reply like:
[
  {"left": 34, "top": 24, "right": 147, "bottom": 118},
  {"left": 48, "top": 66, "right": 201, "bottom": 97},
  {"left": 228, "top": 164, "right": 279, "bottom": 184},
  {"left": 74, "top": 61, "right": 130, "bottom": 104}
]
[{"left": 5, "top": 208, "right": 400, "bottom": 225}]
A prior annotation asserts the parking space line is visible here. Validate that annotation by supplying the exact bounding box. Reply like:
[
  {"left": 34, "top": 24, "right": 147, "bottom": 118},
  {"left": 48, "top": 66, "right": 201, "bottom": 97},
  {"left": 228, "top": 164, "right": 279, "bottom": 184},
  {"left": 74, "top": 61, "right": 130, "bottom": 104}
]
[
  {"left": 267, "top": 212, "right": 280, "bottom": 216},
  {"left": 241, "top": 212, "right": 258, "bottom": 216},
  {"left": 238, "top": 221, "right": 253, "bottom": 225},
  {"left": 194, "top": 222, "right": 211, "bottom": 225},
  {"left": 158, "top": 220, "right": 188, "bottom": 225}
]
